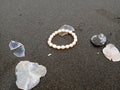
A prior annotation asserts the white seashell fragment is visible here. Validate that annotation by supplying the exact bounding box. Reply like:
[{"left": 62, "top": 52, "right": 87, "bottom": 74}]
[
  {"left": 9, "top": 40, "right": 25, "bottom": 57},
  {"left": 59, "top": 25, "right": 75, "bottom": 36},
  {"left": 15, "top": 61, "right": 47, "bottom": 90},
  {"left": 102, "top": 44, "right": 120, "bottom": 62}
]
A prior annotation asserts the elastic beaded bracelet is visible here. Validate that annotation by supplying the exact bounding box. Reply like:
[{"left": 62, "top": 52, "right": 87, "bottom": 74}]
[{"left": 48, "top": 26, "right": 78, "bottom": 50}]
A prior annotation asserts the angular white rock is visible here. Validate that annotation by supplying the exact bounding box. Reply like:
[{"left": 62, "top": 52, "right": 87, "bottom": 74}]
[
  {"left": 103, "top": 44, "right": 120, "bottom": 62},
  {"left": 15, "top": 61, "right": 47, "bottom": 90},
  {"left": 9, "top": 40, "right": 25, "bottom": 57},
  {"left": 9, "top": 40, "right": 22, "bottom": 50},
  {"left": 59, "top": 25, "right": 75, "bottom": 36},
  {"left": 98, "top": 33, "right": 107, "bottom": 45}
]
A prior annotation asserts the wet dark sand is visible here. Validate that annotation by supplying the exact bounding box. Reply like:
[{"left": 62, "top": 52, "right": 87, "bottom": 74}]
[{"left": 0, "top": 0, "right": 120, "bottom": 90}]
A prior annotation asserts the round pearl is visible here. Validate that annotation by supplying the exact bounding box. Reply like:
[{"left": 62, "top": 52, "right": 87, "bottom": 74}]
[
  {"left": 72, "top": 33, "right": 76, "bottom": 37},
  {"left": 57, "top": 30, "right": 61, "bottom": 33},
  {"left": 73, "top": 35, "right": 77, "bottom": 39},
  {"left": 50, "top": 35, "right": 53, "bottom": 39},
  {"left": 52, "top": 33, "right": 56, "bottom": 36},
  {"left": 57, "top": 46, "right": 61, "bottom": 49},
  {"left": 65, "top": 45, "right": 70, "bottom": 49},
  {"left": 69, "top": 44, "right": 73, "bottom": 47},
  {"left": 61, "top": 29, "right": 64, "bottom": 32},
  {"left": 68, "top": 31, "right": 72, "bottom": 34},
  {"left": 48, "top": 40, "right": 51, "bottom": 44},
  {"left": 61, "top": 45, "right": 65, "bottom": 49},
  {"left": 74, "top": 38, "right": 78, "bottom": 42},
  {"left": 52, "top": 44, "right": 57, "bottom": 48},
  {"left": 49, "top": 43, "right": 53, "bottom": 47},
  {"left": 54, "top": 31, "right": 58, "bottom": 34},
  {"left": 72, "top": 41, "right": 76, "bottom": 45},
  {"left": 48, "top": 38, "right": 52, "bottom": 41}
]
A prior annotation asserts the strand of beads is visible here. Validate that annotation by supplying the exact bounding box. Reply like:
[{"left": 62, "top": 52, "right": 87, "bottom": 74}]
[{"left": 48, "top": 29, "right": 78, "bottom": 50}]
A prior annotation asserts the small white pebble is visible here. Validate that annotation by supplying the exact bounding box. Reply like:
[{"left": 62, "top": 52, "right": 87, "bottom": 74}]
[
  {"left": 48, "top": 53, "right": 52, "bottom": 56},
  {"left": 103, "top": 44, "right": 120, "bottom": 62},
  {"left": 97, "top": 52, "right": 100, "bottom": 55}
]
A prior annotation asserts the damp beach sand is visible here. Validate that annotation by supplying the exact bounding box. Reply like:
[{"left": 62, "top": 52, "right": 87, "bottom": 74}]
[{"left": 0, "top": 0, "right": 120, "bottom": 90}]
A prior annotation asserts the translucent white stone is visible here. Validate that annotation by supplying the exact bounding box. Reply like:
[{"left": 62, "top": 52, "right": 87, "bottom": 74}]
[
  {"left": 103, "top": 44, "right": 120, "bottom": 62},
  {"left": 13, "top": 46, "right": 25, "bottom": 57},
  {"left": 59, "top": 25, "right": 75, "bottom": 36},
  {"left": 15, "top": 61, "right": 47, "bottom": 90},
  {"left": 98, "top": 33, "right": 107, "bottom": 44},
  {"left": 9, "top": 40, "right": 25, "bottom": 57},
  {"left": 9, "top": 40, "right": 22, "bottom": 50}
]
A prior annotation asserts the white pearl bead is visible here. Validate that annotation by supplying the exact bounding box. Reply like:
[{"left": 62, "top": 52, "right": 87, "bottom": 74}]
[
  {"left": 74, "top": 38, "right": 78, "bottom": 42},
  {"left": 63, "top": 29, "right": 67, "bottom": 32},
  {"left": 61, "top": 45, "right": 65, "bottom": 49},
  {"left": 61, "top": 29, "right": 65, "bottom": 32},
  {"left": 52, "top": 33, "right": 55, "bottom": 37},
  {"left": 73, "top": 35, "right": 77, "bottom": 38},
  {"left": 48, "top": 40, "right": 51, "bottom": 44},
  {"left": 48, "top": 38, "right": 52, "bottom": 41},
  {"left": 49, "top": 43, "right": 53, "bottom": 47},
  {"left": 57, "top": 30, "right": 61, "bottom": 33},
  {"left": 72, "top": 41, "right": 76, "bottom": 45},
  {"left": 65, "top": 45, "right": 70, "bottom": 49},
  {"left": 56, "top": 46, "right": 61, "bottom": 49},
  {"left": 54, "top": 31, "right": 58, "bottom": 34},
  {"left": 68, "top": 31, "right": 72, "bottom": 34},
  {"left": 52, "top": 44, "right": 57, "bottom": 48},
  {"left": 72, "top": 33, "right": 76, "bottom": 36},
  {"left": 50, "top": 35, "right": 53, "bottom": 39},
  {"left": 69, "top": 44, "right": 73, "bottom": 47}
]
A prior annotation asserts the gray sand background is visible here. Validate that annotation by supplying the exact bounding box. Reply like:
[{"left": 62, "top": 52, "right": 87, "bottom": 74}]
[{"left": 0, "top": 0, "right": 120, "bottom": 90}]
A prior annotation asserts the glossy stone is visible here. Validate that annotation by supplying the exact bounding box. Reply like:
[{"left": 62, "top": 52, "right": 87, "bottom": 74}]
[
  {"left": 15, "top": 61, "right": 47, "bottom": 90},
  {"left": 91, "top": 33, "right": 107, "bottom": 46}
]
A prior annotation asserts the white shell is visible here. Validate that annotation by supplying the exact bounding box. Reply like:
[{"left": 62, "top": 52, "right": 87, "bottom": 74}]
[
  {"left": 15, "top": 61, "right": 47, "bottom": 90},
  {"left": 9, "top": 40, "right": 22, "bottom": 50},
  {"left": 103, "top": 44, "right": 120, "bottom": 62}
]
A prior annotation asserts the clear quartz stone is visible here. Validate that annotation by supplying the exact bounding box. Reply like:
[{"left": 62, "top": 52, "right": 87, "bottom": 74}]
[
  {"left": 59, "top": 25, "right": 75, "bottom": 36},
  {"left": 98, "top": 33, "right": 107, "bottom": 44},
  {"left": 13, "top": 46, "right": 25, "bottom": 57},
  {"left": 103, "top": 44, "right": 120, "bottom": 62},
  {"left": 9, "top": 40, "right": 25, "bottom": 57},
  {"left": 15, "top": 61, "right": 47, "bottom": 90},
  {"left": 9, "top": 40, "right": 22, "bottom": 50}
]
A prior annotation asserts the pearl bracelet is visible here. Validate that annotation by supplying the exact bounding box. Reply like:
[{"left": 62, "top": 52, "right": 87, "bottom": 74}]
[{"left": 48, "top": 29, "right": 78, "bottom": 50}]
